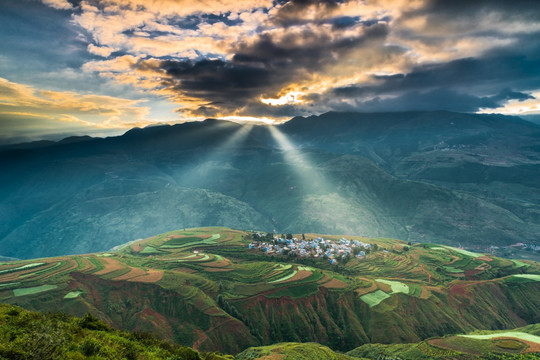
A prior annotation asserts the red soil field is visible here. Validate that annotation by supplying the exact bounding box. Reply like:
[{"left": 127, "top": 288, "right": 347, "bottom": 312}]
[
  {"left": 77, "top": 257, "right": 95, "bottom": 272},
  {"left": 112, "top": 266, "right": 146, "bottom": 281},
  {"left": 204, "top": 267, "right": 233, "bottom": 272},
  {"left": 41, "top": 259, "right": 79, "bottom": 280},
  {"left": 128, "top": 269, "right": 163, "bottom": 283},
  {"left": 0, "top": 261, "right": 56, "bottom": 282},
  {"left": 94, "top": 257, "right": 126, "bottom": 276},
  {"left": 321, "top": 277, "right": 348, "bottom": 289}
]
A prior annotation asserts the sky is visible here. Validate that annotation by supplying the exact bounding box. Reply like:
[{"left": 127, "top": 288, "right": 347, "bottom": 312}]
[{"left": 1, "top": 0, "right": 540, "bottom": 143}]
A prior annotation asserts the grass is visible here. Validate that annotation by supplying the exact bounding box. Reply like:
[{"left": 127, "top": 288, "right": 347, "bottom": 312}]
[
  {"left": 140, "top": 246, "right": 162, "bottom": 254},
  {"left": 408, "top": 284, "right": 422, "bottom": 298},
  {"left": 376, "top": 279, "right": 409, "bottom": 294},
  {"left": 461, "top": 332, "right": 540, "bottom": 344},
  {"left": 20, "top": 261, "right": 64, "bottom": 278},
  {"left": 13, "top": 284, "right": 58, "bottom": 297},
  {"left": 160, "top": 234, "right": 221, "bottom": 249},
  {"left": 0, "top": 262, "right": 45, "bottom": 275},
  {"left": 443, "top": 266, "right": 464, "bottom": 273},
  {"left": 360, "top": 290, "right": 390, "bottom": 307},
  {"left": 237, "top": 342, "right": 357, "bottom": 360},
  {"left": 512, "top": 260, "right": 529, "bottom": 268},
  {"left": 265, "top": 283, "right": 320, "bottom": 299},
  {"left": 512, "top": 274, "right": 540, "bottom": 281},
  {"left": 494, "top": 339, "right": 526, "bottom": 350},
  {"left": 268, "top": 270, "right": 297, "bottom": 284},
  {"left": 64, "top": 291, "right": 82, "bottom": 299},
  {"left": 164, "top": 236, "right": 205, "bottom": 246},
  {"left": 443, "top": 246, "right": 482, "bottom": 258}
]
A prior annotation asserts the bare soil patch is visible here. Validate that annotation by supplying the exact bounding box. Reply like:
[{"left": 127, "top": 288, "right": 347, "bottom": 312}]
[
  {"left": 322, "top": 277, "right": 348, "bottom": 289},
  {"left": 94, "top": 258, "right": 125, "bottom": 276},
  {"left": 128, "top": 269, "right": 163, "bottom": 283}
]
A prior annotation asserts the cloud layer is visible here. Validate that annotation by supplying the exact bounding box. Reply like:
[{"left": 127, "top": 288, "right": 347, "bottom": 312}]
[{"left": 1, "top": 0, "right": 540, "bottom": 140}]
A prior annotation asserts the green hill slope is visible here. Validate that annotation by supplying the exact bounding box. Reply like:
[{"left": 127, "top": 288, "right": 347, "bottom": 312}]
[
  {"left": 0, "top": 228, "right": 539, "bottom": 354},
  {"left": 0, "top": 303, "right": 232, "bottom": 360}
]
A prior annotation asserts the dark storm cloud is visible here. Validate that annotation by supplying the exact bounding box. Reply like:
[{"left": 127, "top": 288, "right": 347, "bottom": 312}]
[
  {"left": 272, "top": 0, "right": 341, "bottom": 26},
  {"left": 138, "top": 21, "right": 390, "bottom": 116},
  {"left": 328, "top": 40, "right": 540, "bottom": 113},
  {"left": 343, "top": 89, "right": 532, "bottom": 113},
  {"left": 419, "top": 0, "right": 540, "bottom": 17}
]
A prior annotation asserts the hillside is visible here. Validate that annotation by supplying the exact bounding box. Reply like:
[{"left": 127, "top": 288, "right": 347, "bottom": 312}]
[
  {"left": 347, "top": 323, "right": 540, "bottom": 359},
  {"left": 1, "top": 112, "right": 540, "bottom": 259},
  {"left": 0, "top": 227, "right": 539, "bottom": 355},
  {"left": 0, "top": 303, "right": 231, "bottom": 360},
  {"left": 1, "top": 301, "right": 538, "bottom": 359}
]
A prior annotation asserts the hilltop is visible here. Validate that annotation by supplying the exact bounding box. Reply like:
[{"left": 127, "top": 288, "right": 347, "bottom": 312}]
[
  {"left": 0, "top": 227, "right": 539, "bottom": 355},
  {"left": 1, "top": 111, "right": 540, "bottom": 259}
]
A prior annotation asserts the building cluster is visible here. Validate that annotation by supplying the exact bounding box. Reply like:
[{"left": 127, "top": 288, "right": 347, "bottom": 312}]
[{"left": 249, "top": 235, "right": 371, "bottom": 264}]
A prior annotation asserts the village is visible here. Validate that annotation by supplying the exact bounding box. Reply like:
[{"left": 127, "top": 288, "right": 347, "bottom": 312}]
[{"left": 248, "top": 233, "right": 374, "bottom": 264}]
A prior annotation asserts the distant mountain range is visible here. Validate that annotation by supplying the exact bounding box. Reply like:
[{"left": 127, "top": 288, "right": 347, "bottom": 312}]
[{"left": 1, "top": 111, "right": 540, "bottom": 259}]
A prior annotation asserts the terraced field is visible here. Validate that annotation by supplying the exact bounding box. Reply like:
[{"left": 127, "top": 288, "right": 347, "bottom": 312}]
[{"left": 0, "top": 227, "right": 538, "bottom": 354}]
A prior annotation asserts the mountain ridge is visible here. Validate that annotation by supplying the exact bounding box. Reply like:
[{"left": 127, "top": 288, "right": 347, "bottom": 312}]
[{"left": 1, "top": 111, "right": 540, "bottom": 259}]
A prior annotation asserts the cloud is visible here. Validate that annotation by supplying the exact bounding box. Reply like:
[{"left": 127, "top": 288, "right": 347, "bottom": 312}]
[
  {"left": 41, "top": 0, "right": 73, "bottom": 10},
  {"left": 28, "top": 0, "right": 540, "bottom": 125},
  {"left": 87, "top": 44, "right": 117, "bottom": 57},
  {"left": 0, "top": 77, "right": 154, "bottom": 142}
]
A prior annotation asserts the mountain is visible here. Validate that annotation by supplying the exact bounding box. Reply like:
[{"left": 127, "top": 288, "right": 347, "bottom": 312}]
[
  {"left": 1, "top": 227, "right": 538, "bottom": 355},
  {"left": 1, "top": 111, "right": 540, "bottom": 259}
]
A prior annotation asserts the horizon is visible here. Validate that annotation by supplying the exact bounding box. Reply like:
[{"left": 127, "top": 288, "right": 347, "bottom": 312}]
[
  {"left": 1, "top": 0, "right": 540, "bottom": 143},
  {"left": 2, "top": 109, "right": 540, "bottom": 146}
]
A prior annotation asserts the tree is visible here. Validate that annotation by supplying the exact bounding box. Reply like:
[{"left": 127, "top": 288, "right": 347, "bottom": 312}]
[
  {"left": 403, "top": 246, "right": 410, "bottom": 252},
  {"left": 302, "top": 233, "right": 306, "bottom": 240},
  {"left": 286, "top": 233, "right": 293, "bottom": 240}
]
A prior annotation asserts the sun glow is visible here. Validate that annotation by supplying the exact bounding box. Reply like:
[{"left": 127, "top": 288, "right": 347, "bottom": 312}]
[
  {"left": 220, "top": 115, "right": 278, "bottom": 124},
  {"left": 261, "top": 91, "right": 304, "bottom": 106}
]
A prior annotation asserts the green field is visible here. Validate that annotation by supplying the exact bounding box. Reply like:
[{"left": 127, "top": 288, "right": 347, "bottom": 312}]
[
  {"left": 64, "top": 291, "right": 82, "bottom": 299},
  {"left": 460, "top": 331, "right": 540, "bottom": 344},
  {"left": 0, "top": 262, "right": 45, "bottom": 275},
  {"left": 376, "top": 279, "right": 409, "bottom": 294},
  {"left": 443, "top": 246, "right": 482, "bottom": 258},
  {"left": 360, "top": 290, "right": 391, "bottom": 307},
  {"left": 268, "top": 270, "right": 297, "bottom": 284},
  {"left": 13, "top": 284, "right": 58, "bottom": 297},
  {"left": 512, "top": 274, "right": 540, "bottom": 281}
]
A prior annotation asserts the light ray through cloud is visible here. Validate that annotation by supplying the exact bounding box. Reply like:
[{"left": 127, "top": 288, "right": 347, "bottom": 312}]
[
  {"left": 268, "top": 125, "right": 365, "bottom": 233},
  {"left": 175, "top": 122, "right": 255, "bottom": 190}
]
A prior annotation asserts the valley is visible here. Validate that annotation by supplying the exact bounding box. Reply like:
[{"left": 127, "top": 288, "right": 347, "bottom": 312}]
[
  {"left": 1, "top": 112, "right": 540, "bottom": 260},
  {"left": 0, "top": 227, "right": 538, "bottom": 357}
]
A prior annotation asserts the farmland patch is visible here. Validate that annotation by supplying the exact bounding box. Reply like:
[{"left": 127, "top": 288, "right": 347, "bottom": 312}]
[
  {"left": 64, "top": 291, "right": 82, "bottom": 299},
  {"left": 460, "top": 332, "right": 540, "bottom": 344},
  {"left": 443, "top": 246, "right": 482, "bottom": 258},
  {"left": 268, "top": 270, "right": 297, "bottom": 284},
  {"left": 376, "top": 279, "right": 409, "bottom": 294},
  {"left": 360, "top": 290, "right": 390, "bottom": 307},
  {"left": 512, "top": 274, "right": 540, "bottom": 281},
  {"left": 13, "top": 284, "right": 58, "bottom": 297}
]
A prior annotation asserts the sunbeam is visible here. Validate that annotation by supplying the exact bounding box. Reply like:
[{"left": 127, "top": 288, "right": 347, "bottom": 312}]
[
  {"left": 175, "top": 122, "right": 254, "bottom": 191},
  {"left": 267, "top": 125, "right": 373, "bottom": 235}
]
